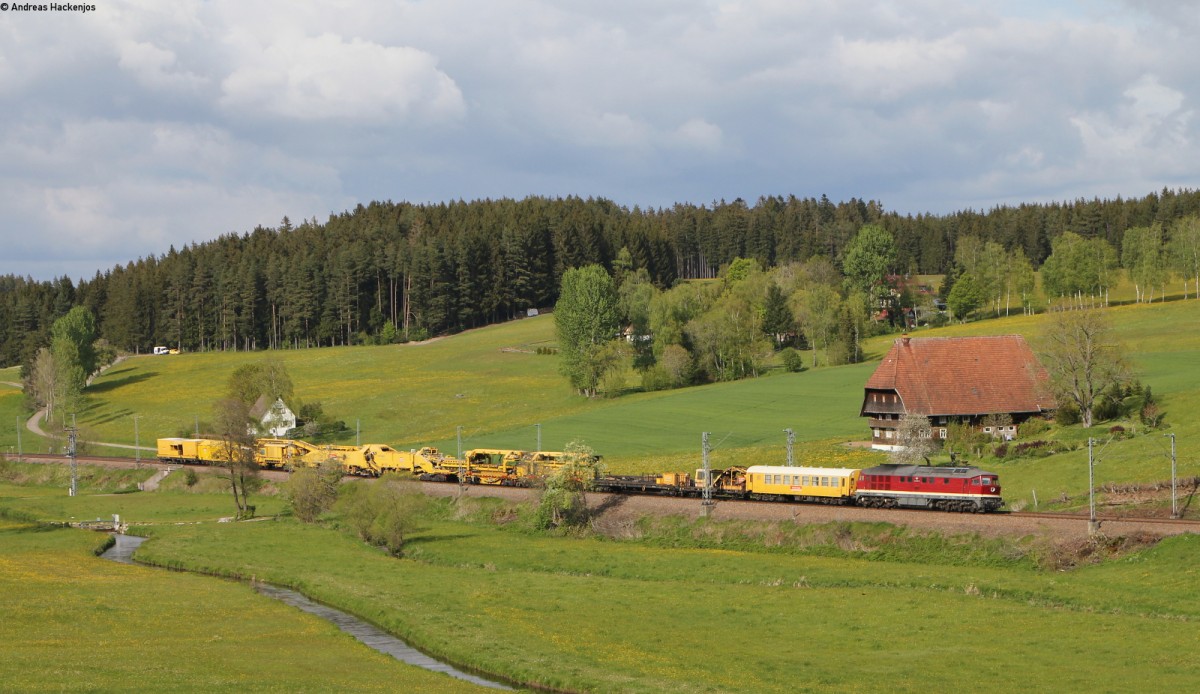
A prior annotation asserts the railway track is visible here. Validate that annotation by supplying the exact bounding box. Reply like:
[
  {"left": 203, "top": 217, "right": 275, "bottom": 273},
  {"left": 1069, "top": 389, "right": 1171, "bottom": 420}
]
[
  {"left": 11, "top": 453, "right": 1199, "bottom": 534},
  {"left": 1008, "top": 511, "right": 1200, "bottom": 527}
]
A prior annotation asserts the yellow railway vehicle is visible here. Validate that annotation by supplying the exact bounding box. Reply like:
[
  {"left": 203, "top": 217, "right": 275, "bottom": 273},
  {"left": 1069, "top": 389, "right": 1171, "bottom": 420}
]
[
  {"left": 157, "top": 437, "right": 234, "bottom": 464},
  {"left": 442, "top": 448, "right": 527, "bottom": 485},
  {"left": 256, "top": 438, "right": 322, "bottom": 469},
  {"left": 745, "top": 465, "right": 859, "bottom": 504}
]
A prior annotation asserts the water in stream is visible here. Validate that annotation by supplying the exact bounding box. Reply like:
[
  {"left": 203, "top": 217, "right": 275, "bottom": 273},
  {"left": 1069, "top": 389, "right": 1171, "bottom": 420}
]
[{"left": 101, "top": 534, "right": 514, "bottom": 691}]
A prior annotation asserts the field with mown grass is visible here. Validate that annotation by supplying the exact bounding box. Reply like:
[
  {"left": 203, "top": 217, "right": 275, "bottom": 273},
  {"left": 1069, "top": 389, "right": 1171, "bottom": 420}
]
[
  {"left": 0, "top": 461, "right": 286, "bottom": 523},
  {"left": 87, "top": 497, "right": 1200, "bottom": 692},
  {"left": 7, "top": 283, "right": 1200, "bottom": 512},
  {"left": 0, "top": 518, "right": 486, "bottom": 693}
]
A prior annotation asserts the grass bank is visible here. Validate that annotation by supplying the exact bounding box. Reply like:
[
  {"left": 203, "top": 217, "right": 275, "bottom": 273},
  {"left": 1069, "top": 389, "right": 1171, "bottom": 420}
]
[
  {"left": 126, "top": 495, "right": 1200, "bottom": 693},
  {"left": 0, "top": 518, "right": 485, "bottom": 692}
]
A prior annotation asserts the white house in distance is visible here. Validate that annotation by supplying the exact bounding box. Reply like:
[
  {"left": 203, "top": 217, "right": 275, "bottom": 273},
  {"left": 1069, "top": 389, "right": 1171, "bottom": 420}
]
[{"left": 250, "top": 395, "right": 296, "bottom": 438}]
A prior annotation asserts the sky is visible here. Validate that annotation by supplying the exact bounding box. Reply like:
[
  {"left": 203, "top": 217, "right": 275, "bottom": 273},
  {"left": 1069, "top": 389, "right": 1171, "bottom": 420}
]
[{"left": 0, "top": 0, "right": 1196, "bottom": 281}]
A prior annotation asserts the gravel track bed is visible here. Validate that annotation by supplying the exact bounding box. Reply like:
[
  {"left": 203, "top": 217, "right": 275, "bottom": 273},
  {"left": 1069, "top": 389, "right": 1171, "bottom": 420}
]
[{"left": 18, "top": 455, "right": 1196, "bottom": 538}]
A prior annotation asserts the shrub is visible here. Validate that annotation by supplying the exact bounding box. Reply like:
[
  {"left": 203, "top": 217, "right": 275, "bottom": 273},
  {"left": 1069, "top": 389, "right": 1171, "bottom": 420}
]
[
  {"left": 779, "top": 347, "right": 804, "bottom": 372},
  {"left": 287, "top": 461, "right": 343, "bottom": 523},
  {"left": 1055, "top": 402, "right": 1081, "bottom": 426},
  {"left": 1018, "top": 418, "right": 1050, "bottom": 438},
  {"left": 334, "top": 476, "right": 426, "bottom": 556},
  {"left": 640, "top": 365, "right": 673, "bottom": 392},
  {"left": 1013, "top": 440, "right": 1050, "bottom": 458}
]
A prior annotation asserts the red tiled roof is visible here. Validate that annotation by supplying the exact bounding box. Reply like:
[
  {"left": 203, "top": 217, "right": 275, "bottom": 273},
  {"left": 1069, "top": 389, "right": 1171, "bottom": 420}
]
[{"left": 862, "top": 335, "right": 1051, "bottom": 416}]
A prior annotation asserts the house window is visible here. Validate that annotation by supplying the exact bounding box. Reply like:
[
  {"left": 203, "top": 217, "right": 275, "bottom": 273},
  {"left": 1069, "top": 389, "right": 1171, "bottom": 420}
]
[
  {"left": 884, "top": 430, "right": 894, "bottom": 439},
  {"left": 938, "top": 428, "right": 947, "bottom": 439}
]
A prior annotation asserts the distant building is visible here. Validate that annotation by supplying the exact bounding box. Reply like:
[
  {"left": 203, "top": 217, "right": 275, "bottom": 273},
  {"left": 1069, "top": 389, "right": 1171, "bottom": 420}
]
[
  {"left": 860, "top": 335, "right": 1053, "bottom": 450},
  {"left": 250, "top": 395, "right": 296, "bottom": 438}
]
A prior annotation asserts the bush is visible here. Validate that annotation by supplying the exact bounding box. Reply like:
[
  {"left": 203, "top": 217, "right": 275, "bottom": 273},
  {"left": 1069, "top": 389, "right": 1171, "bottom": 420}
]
[
  {"left": 287, "top": 461, "right": 343, "bottom": 523},
  {"left": 1012, "top": 440, "right": 1051, "bottom": 458},
  {"left": 334, "top": 476, "right": 426, "bottom": 556},
  {"left": 779, "top": 347, "right": 804, "bottom": 373},
  {"left": 1018, "top": 418, "right": 1050, "bottom": 438},
  {"left": 1055, "top": 402, "right": 1082, "bottom": 426},
  {"left": 640, "top": 365, "right": 673, "bottom": 392}
]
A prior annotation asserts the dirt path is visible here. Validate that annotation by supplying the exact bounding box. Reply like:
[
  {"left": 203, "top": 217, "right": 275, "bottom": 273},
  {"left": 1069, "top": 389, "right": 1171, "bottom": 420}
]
[{"left": 21, "top": 355, "right": 154, "bottom": 452}]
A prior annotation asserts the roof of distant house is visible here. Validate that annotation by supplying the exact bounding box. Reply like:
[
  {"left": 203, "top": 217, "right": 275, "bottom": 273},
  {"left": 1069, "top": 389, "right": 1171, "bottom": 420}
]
[
  {"left": 862, "top": 335, "right": 1052, "bottom": 416},
  {"left": 249, "top": 394, "right": 290, "bottom": 420}
]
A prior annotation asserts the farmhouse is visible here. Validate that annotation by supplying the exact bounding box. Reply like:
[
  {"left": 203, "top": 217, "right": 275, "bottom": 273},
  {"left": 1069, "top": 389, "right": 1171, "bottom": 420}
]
[
  {"left": 860, "top": 335, "right": 1053, "bottom": 450},
  {"left": 250, "top": 395, "right": 296, "bottom": 438}
]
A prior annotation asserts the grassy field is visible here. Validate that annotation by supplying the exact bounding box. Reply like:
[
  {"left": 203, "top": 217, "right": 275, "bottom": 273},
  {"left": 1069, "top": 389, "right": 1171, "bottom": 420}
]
[
  {"left": 4, "top": 458, "right": 1200, "bottom": 692},
  {"left": 861, "top": 298, "right": 1200, "bottom": 513},
  {"left": 6, "top": 288, "right": 1199, "bottom": 511},
  {"left": 0, "top": 518, "right": 486, "bottom": 692},
  {"left": 117, "top": 502, "right": 1200, "bottom": 692}
]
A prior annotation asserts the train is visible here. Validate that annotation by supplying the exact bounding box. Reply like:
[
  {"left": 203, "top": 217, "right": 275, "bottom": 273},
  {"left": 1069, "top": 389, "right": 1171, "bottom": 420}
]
[
  {"left": 593, "top": 463, "right": 1003, "bottom": 513},
  {"left": 157, "top": 436, "right": 1005, "bottom": 513}
]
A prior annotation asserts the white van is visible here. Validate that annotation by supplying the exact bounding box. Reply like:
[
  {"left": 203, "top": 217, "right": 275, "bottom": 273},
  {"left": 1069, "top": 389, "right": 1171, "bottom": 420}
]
[{"left": 153, "top": 346, "right": 169, "bottom": 355}]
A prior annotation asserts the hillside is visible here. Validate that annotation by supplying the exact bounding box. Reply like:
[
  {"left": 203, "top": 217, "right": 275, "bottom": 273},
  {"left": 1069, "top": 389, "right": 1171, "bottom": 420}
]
[{"left": 10, "top": 296, "right": 1200, "bottom": 514}]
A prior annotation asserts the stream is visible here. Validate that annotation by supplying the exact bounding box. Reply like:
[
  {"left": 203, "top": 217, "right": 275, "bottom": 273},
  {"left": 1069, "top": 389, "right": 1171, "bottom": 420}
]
[{"left": 101, "top": 534, "right": 514, "bottom": 691}]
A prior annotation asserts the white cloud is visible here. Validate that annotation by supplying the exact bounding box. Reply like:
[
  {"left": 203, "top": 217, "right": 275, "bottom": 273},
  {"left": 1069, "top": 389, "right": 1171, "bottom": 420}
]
[
  {"left": 671, "top": 119, "right": 724, "bottom": 152},
  {"left": 3, "top": 0, "right": 1200, "bottom": 279},
  {"left": 117, "top": 40, "right": 209, "bottom": 92},
  {"left": 219, "top": 32, "right": 465, "bottom": 124}
]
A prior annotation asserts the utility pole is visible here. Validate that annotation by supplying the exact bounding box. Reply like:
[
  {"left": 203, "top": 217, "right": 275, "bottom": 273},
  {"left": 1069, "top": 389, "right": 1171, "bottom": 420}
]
[
  {"left": 1088, "top": 437, "right": 1099, "bottom": 535},
  {"left": 16, "top": 416, "right": 22, "bottom": 462},
  {"left": 784, "top": 428, "right": 795, "bottom": 467},
  {"left": 356, "top": 419, "right": 361, "bottom": 447},
  {"left": 456, "top": 425, "right": 465, "bottom": 488},
  {"left": 701, "top": 432, "right": 713, "bottom": 517},
  {"left": 1166, "top": 433, "right": 1178, "bottom": 519},
  {"left": 194, "top": 414, "right": 199, "bottom": 438},
  {"left": 535, "top": 423, "right": 542, "bottom": 452},
  {"left": 133, "top": 414, "right": 141, "bottom": 468},
  {"left": 67, "top": 415, "right": 78, "bottom": 498}
]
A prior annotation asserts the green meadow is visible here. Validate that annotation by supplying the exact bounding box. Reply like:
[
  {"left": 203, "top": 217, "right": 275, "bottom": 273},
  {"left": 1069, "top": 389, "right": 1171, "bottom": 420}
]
[
  {"left": 3, "top": 478, "right": 1199, "bottom": 693},
  {"left": 0, "top": 518, "right": 485, "bottom": 693},
  {"left": 39, "top": 294, "right": 1198, "bottom": 514}
]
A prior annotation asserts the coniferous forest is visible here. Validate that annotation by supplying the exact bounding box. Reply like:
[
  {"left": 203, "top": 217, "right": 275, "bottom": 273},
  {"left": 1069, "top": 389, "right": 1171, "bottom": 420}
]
[{"left": 3, "top": 188, "right": 1200, "bottom": 371}]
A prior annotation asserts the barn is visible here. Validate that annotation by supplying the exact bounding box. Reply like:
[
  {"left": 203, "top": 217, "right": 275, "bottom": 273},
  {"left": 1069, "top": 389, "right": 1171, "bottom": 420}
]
[{"left": 860, "top": 335, "right": 1053, "bottom": 450}]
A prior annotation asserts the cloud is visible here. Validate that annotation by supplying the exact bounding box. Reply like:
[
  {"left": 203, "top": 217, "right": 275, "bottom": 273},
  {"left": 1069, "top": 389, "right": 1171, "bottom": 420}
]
[
  {"left": 2, "top": 1, "right": 1200, "bottom": 280},
  {"left": 219, "top": 32, "right": 466, "bottom": 124}
]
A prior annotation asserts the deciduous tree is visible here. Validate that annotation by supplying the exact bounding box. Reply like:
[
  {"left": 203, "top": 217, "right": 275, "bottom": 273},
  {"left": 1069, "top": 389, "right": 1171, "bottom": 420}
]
[
  {"left": 555, "top": 265, "right": 620, "bottom": 397},
  {"left": 841, "top": 224, "right": 896, "bottom": 298},
  {"left": 1037, "top": 307, "right": 1130, "bottom": 428},
  {"left": 212, "top": 397, "right": 261, "bottom": 519},
  {"left": 889, "top": 414, "right": 937, "bottom": 465},
  {"left": 533, "top": 441, "right": 599, "bottom": 530}
]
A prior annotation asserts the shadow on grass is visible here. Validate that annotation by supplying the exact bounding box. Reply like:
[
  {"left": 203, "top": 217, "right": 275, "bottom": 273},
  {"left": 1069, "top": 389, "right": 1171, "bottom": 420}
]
[
  {"left": 88, "top": 371, "right": 157, "bottom": 394},
  {"left": 403, "top": 533, "right": 477, "bottom": 547},
  {"left": 85, "top": 408, "right": 134, "bottom": 427}
]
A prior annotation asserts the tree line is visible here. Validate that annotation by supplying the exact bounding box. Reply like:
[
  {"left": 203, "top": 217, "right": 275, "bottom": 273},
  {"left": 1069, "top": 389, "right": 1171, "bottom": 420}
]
[
  {"left": 555, "top": 212, "right": 1200, "bottom": 399},
  {"left": 3, "top": 189, "right": 1200, "bottom": 374}
]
